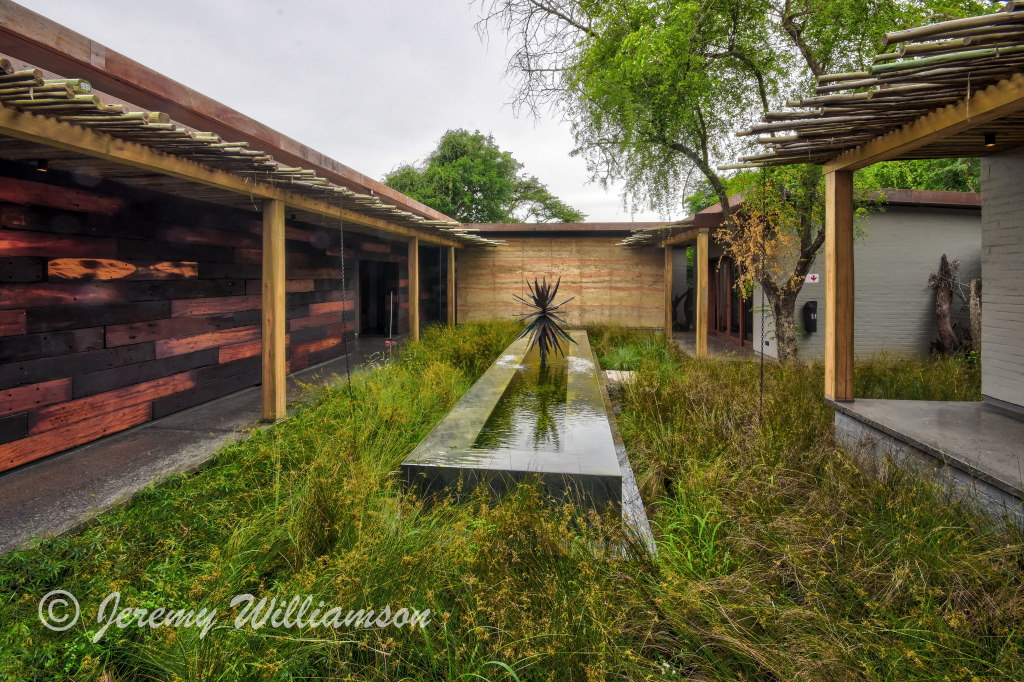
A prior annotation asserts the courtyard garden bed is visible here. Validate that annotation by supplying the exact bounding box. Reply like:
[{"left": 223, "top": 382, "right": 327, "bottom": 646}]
[{"left": 1, "top": 322, "right": 1021, "bottom": 680}]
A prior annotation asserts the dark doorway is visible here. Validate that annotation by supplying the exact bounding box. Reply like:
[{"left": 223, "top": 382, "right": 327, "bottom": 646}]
[
  {"left": 359, "top": 260, "right": 400, "bottom": 336},
  {"left": 419, "top": 245, "right": 447, "bottom": 325},
  {"left": 709, "top": 256, "right": 753, "bottom": 346}
]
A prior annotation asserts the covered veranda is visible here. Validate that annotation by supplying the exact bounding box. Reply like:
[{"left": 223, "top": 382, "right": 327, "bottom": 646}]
[
  {"left": 0, "top": 0, "right": 498, "bottom": 476},
  {"left": 734, "top": 3, "right": 1024, "bottom": 522}
]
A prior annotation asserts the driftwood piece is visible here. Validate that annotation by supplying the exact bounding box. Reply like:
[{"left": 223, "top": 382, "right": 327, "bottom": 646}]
[
  {"left": 969, "top": 279, "right": 983, "bottom": 351},
  {"left": 930, "top": 254, "right": 960, "bottom": 354}
]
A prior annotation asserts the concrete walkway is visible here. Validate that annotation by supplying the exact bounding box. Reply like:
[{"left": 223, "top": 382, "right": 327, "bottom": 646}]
[
  {"left": 0, "top": 337, "right": 398, "bottom": 555},
  {"left": 673, "top": 331, "right": 759, "bottom": 359},
  {"left": 833, "top": 399, "right": 1024, "bottom": 525}
]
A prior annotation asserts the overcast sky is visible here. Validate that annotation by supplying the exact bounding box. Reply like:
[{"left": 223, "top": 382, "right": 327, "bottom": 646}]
[{"left": 14, "top": 0, "right": 669, "bottom": 222}]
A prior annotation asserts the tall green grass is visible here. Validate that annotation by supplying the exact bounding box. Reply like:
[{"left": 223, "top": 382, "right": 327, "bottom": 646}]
[
  {"left": 0, "top": 321, "right": 1018, "bottom": 681},
  {"left": 615, "top": 345, "right": 1018, "bottom": 680},
  {"left": 587, "top": 325, "right": 676, "bottom": 372}
]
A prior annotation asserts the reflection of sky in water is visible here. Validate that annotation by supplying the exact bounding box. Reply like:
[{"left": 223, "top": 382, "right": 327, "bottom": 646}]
[{"left": 473, "top": 349, "right": 607, "bottom": 455}]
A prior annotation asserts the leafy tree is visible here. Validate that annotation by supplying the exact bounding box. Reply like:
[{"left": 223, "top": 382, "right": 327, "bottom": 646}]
[
  {"left": 477, "top": 0, "right": 993, "bottom": 360},
  {"left": 384, "top": 129, "right": 585, "bottom": 224},
  {"left": 682, "top": 157, "right": 978, "bottom": 360},
  {"left": 857, "top": 158, "right": 981, "bottom": 193}
]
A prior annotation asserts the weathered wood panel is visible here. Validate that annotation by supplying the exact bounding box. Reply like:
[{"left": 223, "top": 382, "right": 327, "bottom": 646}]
[
  {"left": 0, "top": 327, "right": 104, "bottom": 362},
  {"left": 457, "top": 236, "right": 664, "bottom": 328},
  {"left": 154, "top": 325, "right": 260, "bottom": 358},
  {"left": 218, "top": 339, "right": 262, "bottom": 363},
  {"left": 29, "top": 371, "right": 196, "bottom": 433},
  {"left": 0, "top": 403, "right": 151, "bottom": 471},
  {"left": 171, "top": 295, "right": 260, "bottom": 317},
  {"left": 72, "top": 349, "right": 217, "bottom": 398},
  {"left": 0, "top": 343, "right": 155, "bottom": 390},
  {"left": 0, "top": 172, "right": 404, "bottom": 471},
  {"left": 27, "top": 301, "right": 170, "bottom": 333},
  {"left": 0, "top": 309, "right": 26, "bottom": 336},
  {"left": 0, "top": 413, "right": 28, "bottom": 445},
  {"left": 0, "top": 378, "right": 70, "bottom": 416},
  {"left": 1, "top": 258, "right": 45, "bottom": 283},
  {"left": 105, "top": 314, "right": 235, "bottom": 347},
  {"left": 48, "top": 258, "right": 198, "bottom": 281},
  {"left": 0, "top": 230, "right": 117, "bottom": 258},
  {"left": 0, "top": 176, "right": 124, "bottom": 215}
]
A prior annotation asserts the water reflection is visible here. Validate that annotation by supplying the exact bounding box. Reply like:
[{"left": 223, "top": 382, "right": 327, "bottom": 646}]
[{"left": 473, "top": 350, "right": 568, "bottom": 452}]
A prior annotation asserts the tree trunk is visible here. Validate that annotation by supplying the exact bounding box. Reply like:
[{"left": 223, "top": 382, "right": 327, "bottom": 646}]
[
  {"left": 934, "top": 254, "right": 959, "bottom": 354},
  {"left": 763, "top": 285, "right": 800, "bottom": 363}
]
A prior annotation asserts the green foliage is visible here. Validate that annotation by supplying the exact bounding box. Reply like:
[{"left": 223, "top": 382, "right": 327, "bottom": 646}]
[
  {"left": 383, "top": 129, "right": 585, "bottom": 223},
  {"left": 482, "top": 0, "right": 994, "bottom": 361},
  {"left": 688, "top": 157, "right": 980, "bottom": 221},
  {"left": 3, "top": 324, "right": 1017, "bottom": 681},
  {"left": 685, "top": 171, "right": 757, "bottom": 215},
  {"left": 587, "top": 325, "right": 676, "bottom": 371},
  {"left": 481, "top": 1, "right": 993, "bottom": 215},
  {"left": 614, "top": 343, "right": 1017, "bottom": 680},
  {"left": 857, "top": 157, "right": 982, "bottom": 193},
  {"left": 854, "top": 352, "right": 982, "bottom": 401}
]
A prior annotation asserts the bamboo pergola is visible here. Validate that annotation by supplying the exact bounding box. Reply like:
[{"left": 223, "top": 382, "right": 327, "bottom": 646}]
[
  {"left": 0, "top": 57, "right": 501, "bottom": 247},
  {"left": 731, "top": 1, "right": 1024, "bottom": 169},
  {"left": 617, "top": 223, "right": 683, "bottom": 248}
]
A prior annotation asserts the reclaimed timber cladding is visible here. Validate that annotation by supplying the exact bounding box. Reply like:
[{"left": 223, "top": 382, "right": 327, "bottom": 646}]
[
  {"left": 456, "top": 236, "right": 664, "bottom": 327},
  {"left": 0, "top": 166, "right": 409, "bottom": 472}
]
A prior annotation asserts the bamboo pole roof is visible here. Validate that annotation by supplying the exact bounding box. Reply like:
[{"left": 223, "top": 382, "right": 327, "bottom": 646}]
[
  {"left": 616, "top": 195, "right": 745, "bottom": 247},
  {"left": 0, "top": 57, "right": 501, "bottom": 247},
  {"left": 731, "top": 1, "right": 1024, "bottom": 169}
]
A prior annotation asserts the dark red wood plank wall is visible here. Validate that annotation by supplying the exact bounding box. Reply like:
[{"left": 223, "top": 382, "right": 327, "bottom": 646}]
[{"left": 0, "top": 164, "right": 409, "bottom": 472}]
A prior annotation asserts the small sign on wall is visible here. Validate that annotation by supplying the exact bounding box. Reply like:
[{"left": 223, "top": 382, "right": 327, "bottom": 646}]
[{"left": 805, "top": 273, "right": 821, "bottom": 284}]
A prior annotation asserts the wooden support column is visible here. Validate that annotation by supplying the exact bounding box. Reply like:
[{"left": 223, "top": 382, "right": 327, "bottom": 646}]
[
  {"left": 825, "top": 170, "right": 855, "bottom": 401},
  {"left": 261, "top": 199, "right": 286, "bottom": 421},
  {"left": 664, "top": 246, "right": 673, "bottom": 338},
  {"left": 447, "top": 246, "right": 457, "bottom": 325},
  {"left": 408, "top": 236, "right": 420, "bottom": 341},
  {"left": 695, "top": 229, "right": 709, "bottom": 358}
]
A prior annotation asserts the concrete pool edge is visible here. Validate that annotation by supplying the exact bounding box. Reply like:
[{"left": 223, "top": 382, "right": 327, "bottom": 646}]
[{"left": 400, "top": 331, "right": 624, "bottom": 508}]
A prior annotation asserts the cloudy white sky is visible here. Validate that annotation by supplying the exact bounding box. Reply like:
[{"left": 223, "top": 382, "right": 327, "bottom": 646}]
[{"left": 15, "top": 0, "right": 668, "bottom": 222}]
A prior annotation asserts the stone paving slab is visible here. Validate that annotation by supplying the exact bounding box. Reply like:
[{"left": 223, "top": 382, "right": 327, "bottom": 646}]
[{"left": 832, "top": 398, "right": 1024, "bottom": 500}]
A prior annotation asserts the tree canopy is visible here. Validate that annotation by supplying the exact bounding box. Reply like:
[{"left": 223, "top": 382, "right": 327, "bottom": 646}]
[
  {"left": 477, "top": 0, "right": 993, "bottom": 217},
  {"left": 478, "top": 0, "right": 993, "bottom": 361},
  {"left": 857, "top": 158, "right": 982, "bottom": 194},
  {"left": 383, "top": 129, "right": 586, "bottom": 224}
]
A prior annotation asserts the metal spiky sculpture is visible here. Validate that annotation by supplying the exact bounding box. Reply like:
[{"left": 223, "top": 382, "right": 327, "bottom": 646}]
[{"left": 513, "top": 276, "right": 576, "bottom": 364}]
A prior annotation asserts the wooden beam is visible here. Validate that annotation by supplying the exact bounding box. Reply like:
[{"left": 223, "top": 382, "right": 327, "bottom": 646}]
[
  {"left": 261, "top": 198, "right": 286, "bottom": 421},
  {"left": 0, "top": 105, "right": 462, "bottom": 248},
  {"left": 408, "top": 237, "right": 420, "bottom": 342},
  {"left": 447, "top": 246, "right": 456, "bottom": 325},
  {"left": 824, "top": 171, "right": 855, "bottom": 401},
  {"left": 825, "top": 73, "right": 1024, "bottom": 172},
  {"left": 695, "top": 230, "right": 709, "bottom": 358},
  {"left": 663, "top": 226, "right": 699, "bottom": 246},
  {"left": 664, "top": 246, "right": 673, "bottom": 338}
]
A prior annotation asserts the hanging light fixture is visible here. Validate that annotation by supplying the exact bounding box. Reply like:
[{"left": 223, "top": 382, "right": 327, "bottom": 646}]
[
  {"left": 984, "top": 132, "right": 997, "bottom": 148},
  {"left": 35, "top": 159, "right": 48, "bottom": 172}
]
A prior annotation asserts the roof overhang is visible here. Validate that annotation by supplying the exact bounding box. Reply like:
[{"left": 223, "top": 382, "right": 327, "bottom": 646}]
[
  {"left": 732, "top": 2, "right": 1024, "bottom": 172},
  {"left": 0, "top": 0, "right": 451, "bottom": 224},
  {"left": 824, "top": 73, "right": 1024, "bottom": 172},
  {"left": 0, "top": 2, "right": 505, "bottom": 247},
  {"left": 465, "top": 222, "right": 668, "bottom": 236}
]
